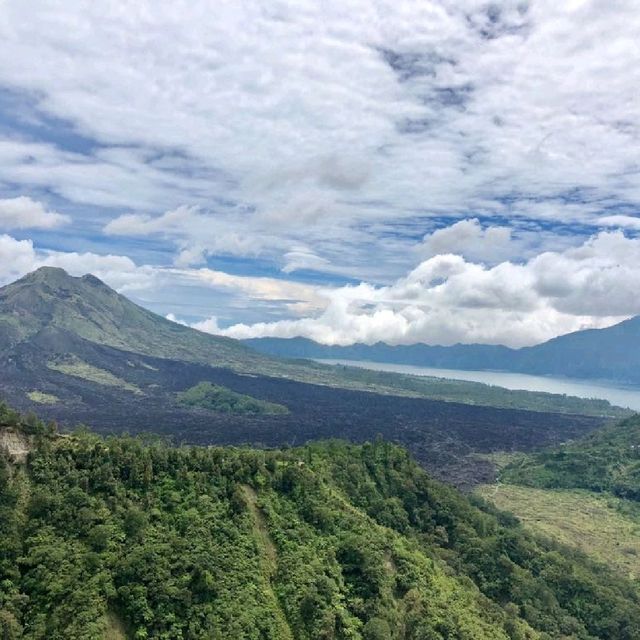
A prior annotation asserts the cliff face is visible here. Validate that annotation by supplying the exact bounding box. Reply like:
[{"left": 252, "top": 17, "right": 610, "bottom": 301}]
[{"left": 0, "top": 428, "right": 31, "bottom": 463}]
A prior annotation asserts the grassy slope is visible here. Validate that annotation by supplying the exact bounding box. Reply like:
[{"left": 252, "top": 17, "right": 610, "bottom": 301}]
[
  {"left": 500, "top": 414, "right": 640, "bottom": 497},
  {"left": 476, "top": 484, "right": 640, "bottom": 580},
  {"left": 477, "top": 414, "right": 640, "bottom": 581},
  {"left": 48, "top": 357, "right": 143, "bottom": 394}
]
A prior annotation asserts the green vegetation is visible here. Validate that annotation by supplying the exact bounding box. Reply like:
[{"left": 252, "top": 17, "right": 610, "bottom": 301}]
[
  {"left": 48, "top": 357, "right": 142, "bottom": 395},
  {"left": 26, "top": 391, "right": 59, "bottom": 405},
  {"left": 501, "top": 414, "right": 640, "bottom": 499},
  {"left": 476, "top": 484, "right": 640, "bottom": 580},
  {"left": 178, "top": 382, "right": 289, "bottom": 415},
  {"left": 1, "top": 403, "right": 640, "bottom": 639},
  {"left": 478, "top": 414, "right": 640, "bottom": 584}
]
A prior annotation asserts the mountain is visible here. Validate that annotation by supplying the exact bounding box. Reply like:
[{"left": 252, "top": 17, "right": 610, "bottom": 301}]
[
  {"left": 0, "top": 266, "right": 266, "bottom": 370},
  {"left": 1, "top": 268, "right": 626, "bottom": 416},
  {"left": 514, "top": 316, "right": 640, "bottom": 382},
  {"left": 0, "top": 268, "right": 624, "bottom": 488},
  {"left": 245, "top": 317, "right": 640, "bottom": 384},
  {"left": 243, "top": 336, "right": 517, "bottom": 369},
  {"left": 1, "top": 403, "right": 640, "bottom": 639}
]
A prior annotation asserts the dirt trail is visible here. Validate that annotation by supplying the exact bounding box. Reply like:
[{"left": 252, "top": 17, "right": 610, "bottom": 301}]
[
  {"left": 241, "top": 485, "right": 278, "bottom": 570},
  {"left": 241, "top": 484, "right": 294, "bottom": 640},
  {"left": 104, "top": 611, "right": 128, "bottom": 640}
]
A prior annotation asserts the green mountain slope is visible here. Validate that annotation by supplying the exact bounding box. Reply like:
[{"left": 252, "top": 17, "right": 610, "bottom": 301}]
[
  {"left": 501, "top": 413, "right": 640, "bottom": 500},
  {"left": 1, "top": 403, "right": 640, "bottom": 639},
  {"left": 0, "top": 267, "right": 264, "bottom": 370}
]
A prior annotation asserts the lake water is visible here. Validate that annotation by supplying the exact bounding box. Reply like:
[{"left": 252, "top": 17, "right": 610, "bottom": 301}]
[{"left": 317, "top": 359, "right": 640, "bottom": 411}]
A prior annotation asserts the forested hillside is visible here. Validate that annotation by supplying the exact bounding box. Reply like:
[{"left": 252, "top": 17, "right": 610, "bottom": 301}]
[
  {"left": 1, "top": 403, "right": 640, "bottom": 639},
  {"left": 502, "top": 414, "right": 640, "bottom": 500}
]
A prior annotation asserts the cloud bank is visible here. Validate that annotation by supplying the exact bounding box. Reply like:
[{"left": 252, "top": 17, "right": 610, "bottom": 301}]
[
  {"left": 200, "top": 230, "right": 640, "bottom": 347},
  {"left": 0, "top": 0, "right": 639, "bottom": 280}
]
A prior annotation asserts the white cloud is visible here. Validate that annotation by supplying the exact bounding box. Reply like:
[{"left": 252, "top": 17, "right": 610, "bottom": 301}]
[
  {"left": 0, "top": 196, "right": 70, "bottom": 229},
  {"left": 0, "top": 1, "right": 639, "bottom": 277},
  {"left": 191, "top": 316, "right": 222, "bottom": 334},
  {"left": 37, "top": 252, "right": 157, "bottom": 293},
  {"left": 0, "top": 234, "right": 39, "bottom": 283},
  {"left": 0, "top": 233, "right": 156, "bottom": 292},
  {"left": 419, "top": 218, "right": 514, "bottom": 263},
  {"left": 105, "top": 205, "right": 288, "bottom": 268},
  {"left": 184, "top": 268, "right": 327, "bottom": 313},
  {"left": 203, "top": 231, "right": 640, "bottom": 347},
  {"left": 599, "top": 215, "right": 640, "bottom": 230}
]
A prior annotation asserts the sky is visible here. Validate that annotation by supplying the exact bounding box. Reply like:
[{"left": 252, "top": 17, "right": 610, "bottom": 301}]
[{"left": 0, "top": 0, "right": 639, "bottom": 347}]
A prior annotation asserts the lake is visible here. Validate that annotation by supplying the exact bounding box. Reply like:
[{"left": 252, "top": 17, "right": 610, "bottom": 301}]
[{"left": 317, "top": 359, "right": 640, "bottom": 411}]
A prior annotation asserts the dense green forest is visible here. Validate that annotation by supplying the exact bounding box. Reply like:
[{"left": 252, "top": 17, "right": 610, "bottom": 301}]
[
  {"left": 1, "top": 403, "right": 640, "bottom": 639},
  {"left": 502, "top": 414, "right": 640, "bottom": 500},
  {"left": 178, "top": 382, "right": 289, "bottom": 415}
]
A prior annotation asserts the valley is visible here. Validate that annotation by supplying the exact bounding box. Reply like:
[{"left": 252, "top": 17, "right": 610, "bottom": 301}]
[{"left": 0, "top": 336, "right": 606, "bottom": 488}]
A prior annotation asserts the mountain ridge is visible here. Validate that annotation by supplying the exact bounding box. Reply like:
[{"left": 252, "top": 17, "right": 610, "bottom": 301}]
[{"left": 245, "top": 317, "right": 640, "bottom": 384}]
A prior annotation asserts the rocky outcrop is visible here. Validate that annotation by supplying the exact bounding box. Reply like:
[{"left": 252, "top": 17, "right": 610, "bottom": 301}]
[{"left": 0, "top": 429, "right": 32, "bottom": 463}]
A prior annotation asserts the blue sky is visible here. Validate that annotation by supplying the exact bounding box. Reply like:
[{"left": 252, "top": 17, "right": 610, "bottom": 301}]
[{"left": 0, "top": 0, "right": 639, "bottom": 346}]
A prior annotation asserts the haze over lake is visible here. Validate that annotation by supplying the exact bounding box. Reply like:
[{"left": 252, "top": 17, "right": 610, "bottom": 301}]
[{"left": 318, "top": 359, "right": 640, "bottom": 412}]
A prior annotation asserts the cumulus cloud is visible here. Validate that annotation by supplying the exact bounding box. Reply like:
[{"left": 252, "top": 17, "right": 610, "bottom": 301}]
[
  {"left": 0, "top": 196, "right": 70, "bottom": 229},
  {"left": 0, "top": 234, "right": 39, "bottom": 283},
  {"left": 419, "top": 218, "right": 514, "bottom": 263},
  {"left": 199, "top": 231, "right": 640, "bottom": 347},
  {"left": 0, "top": 233, "right": 156, "bottom": 292},
  {"left": 191, "top": 316, "right": 222, "bottom": 334}
]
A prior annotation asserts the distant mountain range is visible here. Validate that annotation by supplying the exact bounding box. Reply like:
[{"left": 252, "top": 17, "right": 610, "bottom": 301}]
[{"left": 245, "top": 317, "right": 640, "bottom": 385}]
